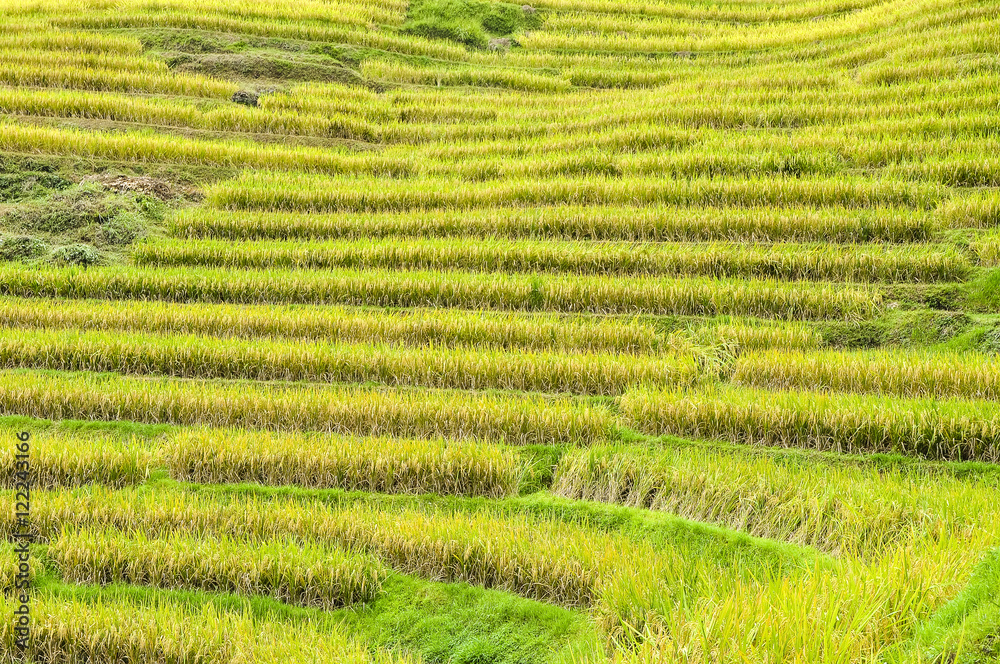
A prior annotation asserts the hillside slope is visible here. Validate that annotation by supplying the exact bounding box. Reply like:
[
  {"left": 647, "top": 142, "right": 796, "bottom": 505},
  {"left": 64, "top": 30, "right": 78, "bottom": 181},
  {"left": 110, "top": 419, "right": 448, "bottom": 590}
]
[{"left": 0, "top": 0, "right": 998, "bottom": 662}]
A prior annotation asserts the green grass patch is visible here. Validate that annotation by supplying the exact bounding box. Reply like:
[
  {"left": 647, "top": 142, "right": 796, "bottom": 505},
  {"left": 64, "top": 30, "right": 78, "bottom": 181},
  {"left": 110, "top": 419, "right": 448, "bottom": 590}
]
[
  {"left": 402, "top": 0, "right": 543, "bottom": 50},
  {"left": 895, "top": 546, "right": 1000, "bottom": 663}
]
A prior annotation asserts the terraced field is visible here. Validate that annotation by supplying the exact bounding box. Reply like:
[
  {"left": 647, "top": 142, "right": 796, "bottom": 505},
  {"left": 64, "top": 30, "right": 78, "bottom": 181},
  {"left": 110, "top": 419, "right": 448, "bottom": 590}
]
[{"left": 0, "top": 0, "right": 998, "bottom": 661}]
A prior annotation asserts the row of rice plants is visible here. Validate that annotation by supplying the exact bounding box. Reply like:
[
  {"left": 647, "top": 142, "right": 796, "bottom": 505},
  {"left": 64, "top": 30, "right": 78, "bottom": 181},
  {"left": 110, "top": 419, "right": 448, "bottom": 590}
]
[
  {"left": 0, "top": 296, "right": 666, "bottom": 354},
  {"left": 171, "top": 205, "right": 936, "bottom": 243},
  {"left": 57, "top": 9, "right": 468, "bottom": 60},
  {"left": 50, "top": 527, "right": 389, "bottom": 609},
  {"left": 0, "top": 327, "right": 700, "bottom": 395},
  {"left": 732, "top": 349, "right": 1000, "bottom": 400},
  {"left": 689, "top": 318, "right": 824, "bottom": 352},
  {"left": 0, "top": 122, "right": 407, "bottom": 176},
  {"left": 360, "top": 60, "right": 572, "bottom": 93},
  {"left": 0, "top": 264, "right": 880, "bottom": 319},
  {"left": 0, "top": 28, "right": 144, "bottom": 55},
  {"left": 619, "top": 385, "right": 1000, "bottom": 462},
  {"left": 939, "top": 190, "right": 1000, "bottom": 228},
  {"left": 133, "top": 237, "right": 971, "bottom": 282},
  {"left": 4, "top": 485, "right": 807, "bottom": 610},
  {"left": 520, "top": 0, "right": 981, "bottom": 54},
  {"left": 4, "top": 0, "right": 407, "bottom": 26},
  {"left": 360, "top": 76, "right": 994, "bottom": 137},
  {"left": 893, "top": 155, "right": 1000, "bottom": 188},
  {"left": 164, "top": 428, "right": 525, "bottom": 497},
  {"left": 396, "top": 123, "right": 983, "bottom": 170},
  {"left": 401, "top": 133, "right": 996, "bottom": 185},
  {"left": 0, "top": 62, "right": 237, "bottom": 97},
  {"left": 8, "top": 485, "right": 988, "bottom": 661},
  {"left": 0, "top": 542, "right": 41, "bottom": 591},
  {"left": 207, "top": 172, "right": 941, "bottom": 212},
  {"left": 0, "top": 432, "right": 152, "bottom": 489},
  {"left": 0, "top": 47, "right": 166, "bottom": 75},
  {"left": 0, "top": 370, "right": 614, "bottom": 445},
  {"left": 0, "top": 593, "right": 407, "bottom": 664},
  {"left": 0, "top": 421, "right": 527, "bottom": 498},
  {"left": 529, "top": 0, "right": 884, "bottom": 22},
  {"left": 0, "top": 86, "right": 380, "bottom": 141},
  {"left": 553, "top": 442, "right": 1000, "bottom": 555}
]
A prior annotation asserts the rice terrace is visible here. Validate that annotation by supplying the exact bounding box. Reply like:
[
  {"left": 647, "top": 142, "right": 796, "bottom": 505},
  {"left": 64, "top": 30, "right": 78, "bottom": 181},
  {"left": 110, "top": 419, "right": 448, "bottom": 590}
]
[{"left": 0, "top": 0, "right": 998, "bottom": 661}]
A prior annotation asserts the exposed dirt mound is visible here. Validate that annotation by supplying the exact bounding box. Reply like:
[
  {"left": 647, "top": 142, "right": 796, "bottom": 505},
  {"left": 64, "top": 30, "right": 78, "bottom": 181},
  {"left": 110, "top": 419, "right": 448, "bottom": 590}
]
[{"left": 83, "top": 175, "right": 174, "bottom": 200}]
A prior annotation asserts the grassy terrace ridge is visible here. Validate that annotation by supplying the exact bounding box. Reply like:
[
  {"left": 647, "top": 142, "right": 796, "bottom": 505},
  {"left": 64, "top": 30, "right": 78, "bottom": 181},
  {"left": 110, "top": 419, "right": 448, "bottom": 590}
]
[{"left": 0, "top": 0, "right": 999, "bottom": 662}]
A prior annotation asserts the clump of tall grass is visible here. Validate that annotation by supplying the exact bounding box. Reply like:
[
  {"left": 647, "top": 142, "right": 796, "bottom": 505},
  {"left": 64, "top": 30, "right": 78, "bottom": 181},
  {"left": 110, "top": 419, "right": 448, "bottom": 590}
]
[
  {"left": 0, "top": 543, "right": 41, "bottom": 591},
  {"left": 972, "top": 233, "right": 1000, "bottom": 267}
]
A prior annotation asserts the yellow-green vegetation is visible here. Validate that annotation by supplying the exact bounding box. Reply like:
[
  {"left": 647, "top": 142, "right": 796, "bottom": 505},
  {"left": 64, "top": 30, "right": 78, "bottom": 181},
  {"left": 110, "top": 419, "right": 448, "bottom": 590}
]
[
  {"left": 553, "top": 441, "right": 1000, "bottom": 556},
  {"left": 0, "top": 296, "right": 670, "bottom": 353},
  {"left": 0, "top": 326, "right": 700, "bottom": 395},
  {"left": 164, "top": 428, "right": 526, "bottom": 497},
  {"left": 133, "top": 237, "right": 971, "bottom": 282},
  {"left": 732, "top": 348, "right": 1000, "bottom": 400},
  {"left": 50, "top": 527, "right": 389, "bottom": 608},
  {"left": 620, "top": 385, "right": 1000, "bottom": 461},
  {"left": 0, "top": 432, "right": 152, "bottom": 489},
  {"left": 0, "top": 0, "right": 998, "bottom": 661},
  {"left": 0, "top": 370, "right": 613, "bottom": 444},
  {"left": 0, "top": 592, "right": 413, "bottom": 663},
  {"left": 0, "top": 263, "right": 881, "bottom": 318}
]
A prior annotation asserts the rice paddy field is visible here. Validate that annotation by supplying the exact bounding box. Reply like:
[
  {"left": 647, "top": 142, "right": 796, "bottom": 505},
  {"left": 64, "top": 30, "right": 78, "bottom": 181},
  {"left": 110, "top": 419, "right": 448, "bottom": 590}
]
[{"left": 0, "top": 0, "right": 998, "bottom": 661}]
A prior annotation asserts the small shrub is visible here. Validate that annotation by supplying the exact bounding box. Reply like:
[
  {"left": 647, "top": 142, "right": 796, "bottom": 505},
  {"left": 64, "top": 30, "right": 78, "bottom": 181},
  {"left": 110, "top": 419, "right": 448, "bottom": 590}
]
[
  {"left": 0, "top": 171, "right": 70, "bottom": 202},
  {"left": 0, "top": 235, "right": 46, "bottom": 261},
  {"left": 10, "top": 182, "right": 113, "bottom": 233},
  {"left": 50, "top": 243, "right": 99, "bottom": 266},
  {"left": 982, "top": 326, "right": 1000, "bottom": 354},
  {"left": 97, "top": 210, "right": 142, "bottom": 246}
]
